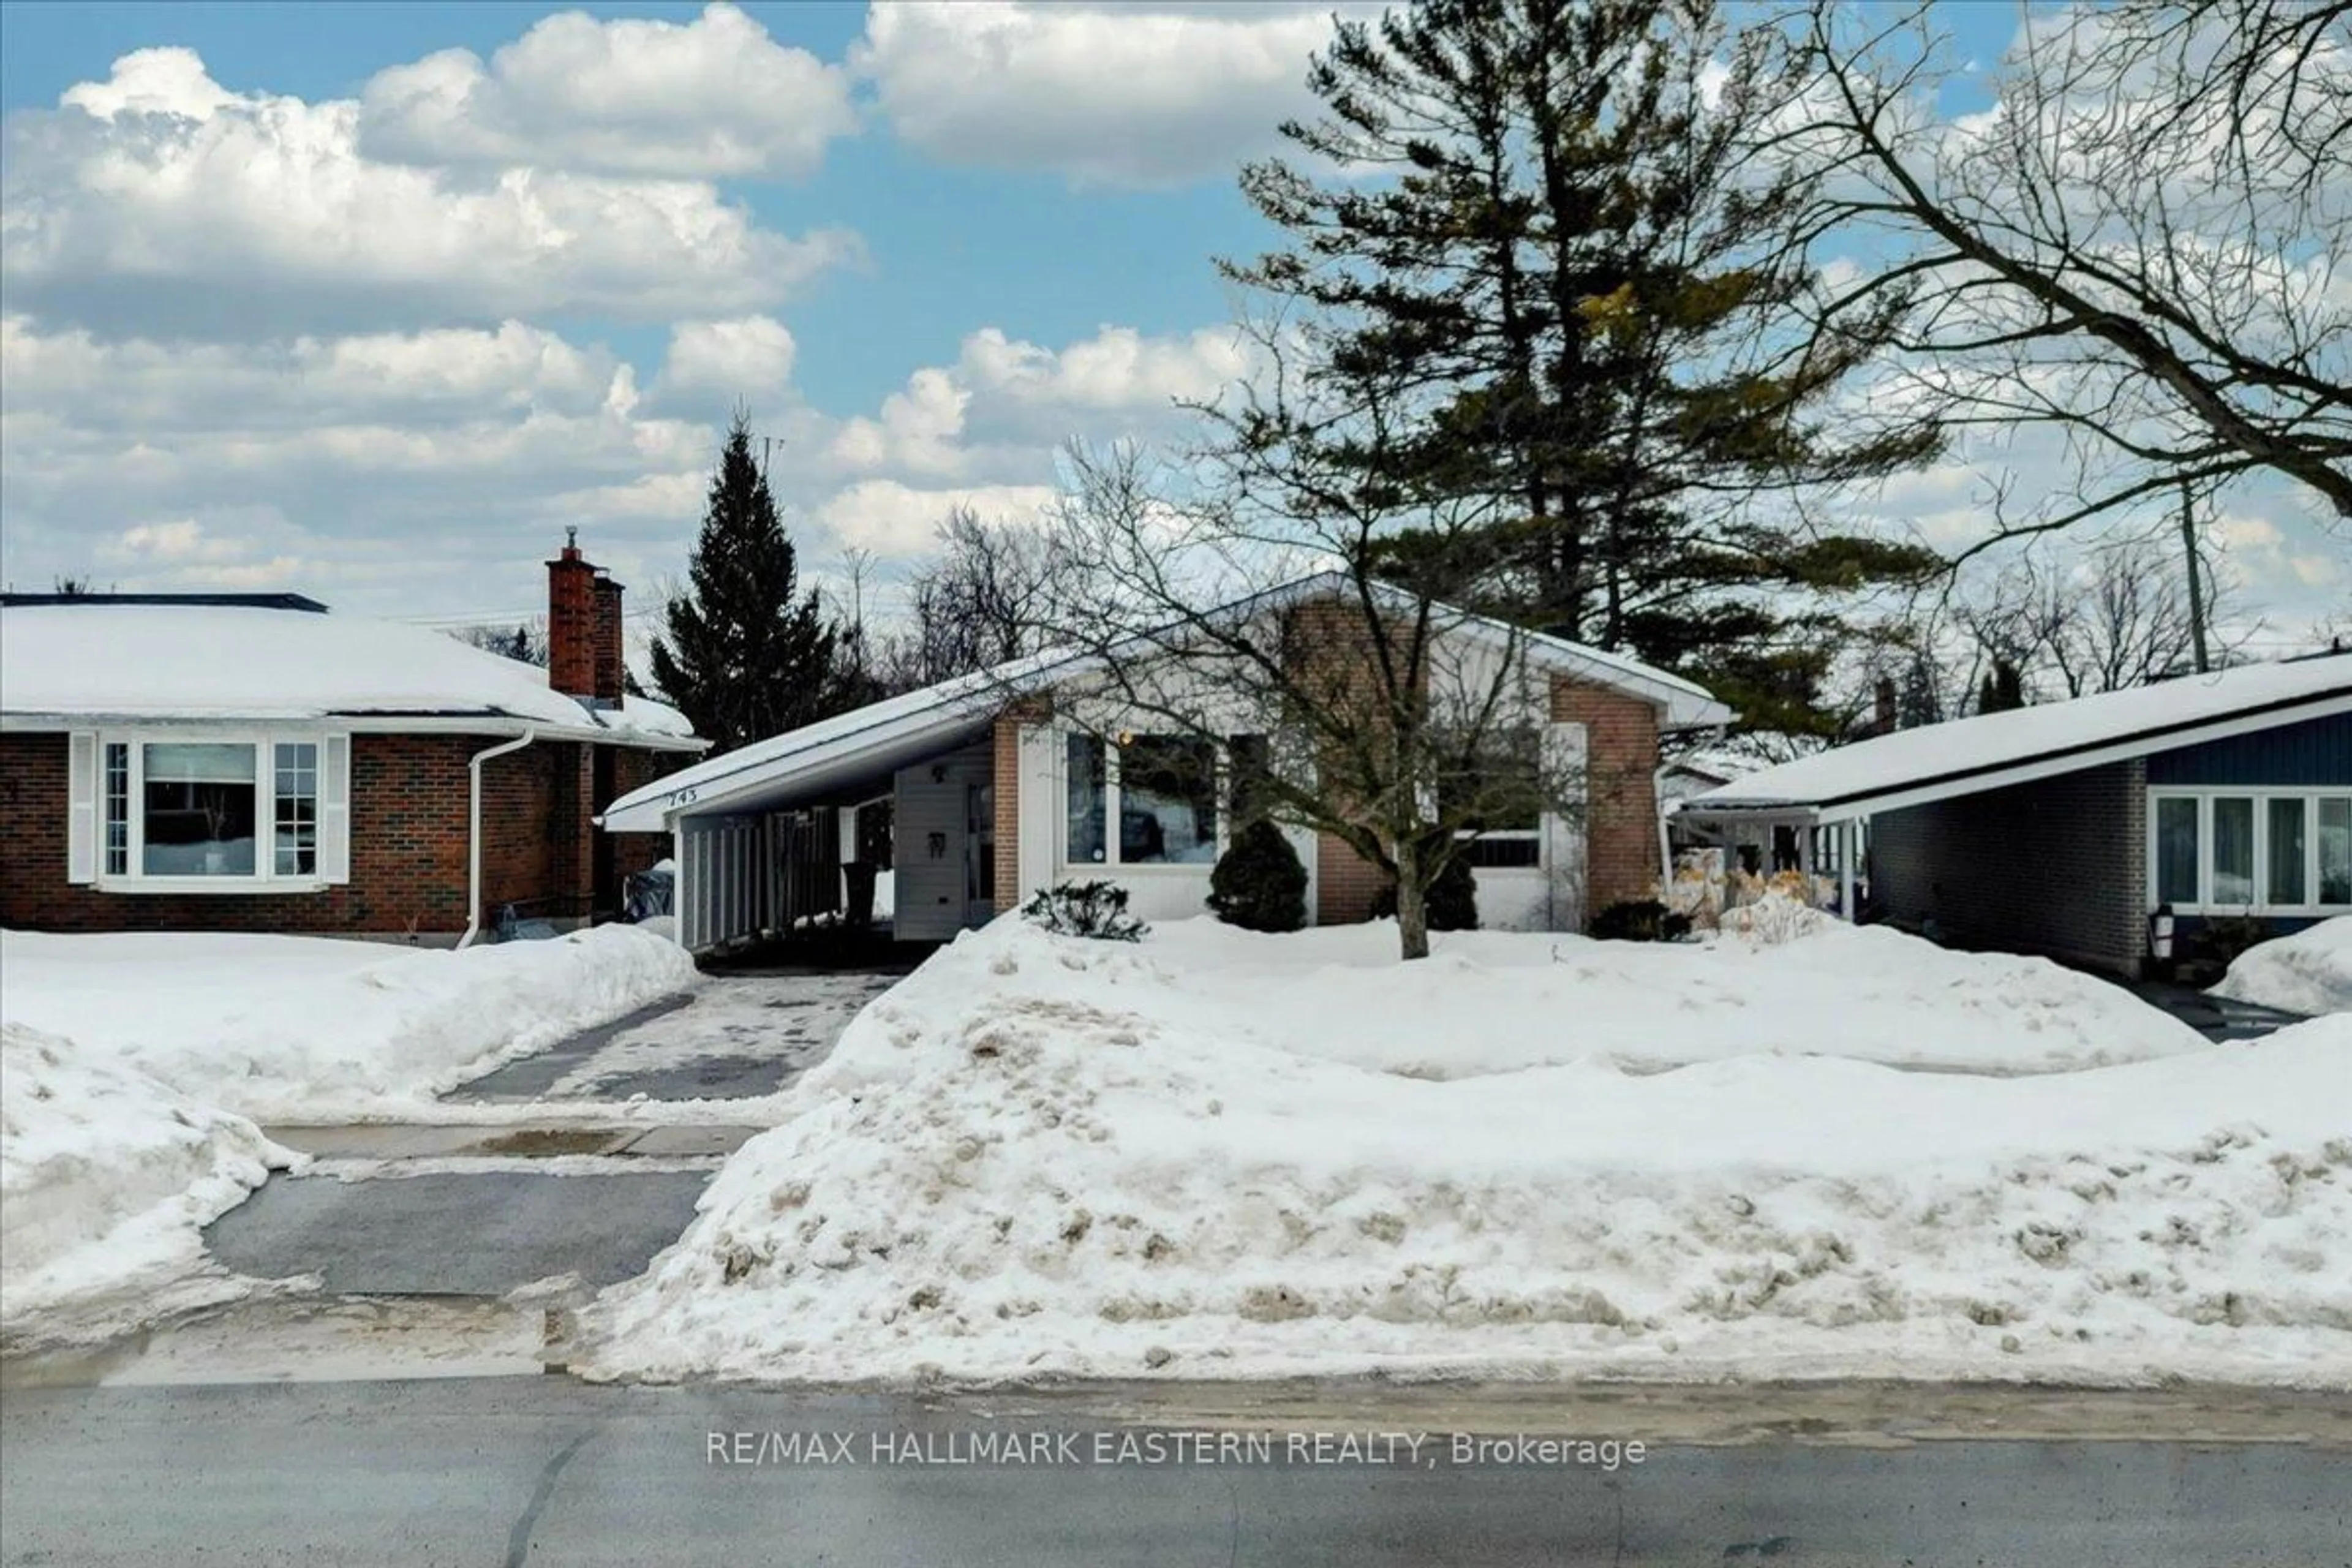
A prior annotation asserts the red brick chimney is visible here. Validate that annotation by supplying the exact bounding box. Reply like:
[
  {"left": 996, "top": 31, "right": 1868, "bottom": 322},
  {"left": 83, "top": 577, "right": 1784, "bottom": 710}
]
[
  {"left": 591, "top": 571, "right": 625, "bottom": 707},
  {"left": 546, "top": 529, "right": 598, "bottom": 701}
]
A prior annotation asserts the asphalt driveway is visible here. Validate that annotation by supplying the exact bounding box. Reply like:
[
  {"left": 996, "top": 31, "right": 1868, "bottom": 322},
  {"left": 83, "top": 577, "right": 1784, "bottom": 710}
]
[{"left": 203, "top": 965, "right": 907, "bottom": 1303}]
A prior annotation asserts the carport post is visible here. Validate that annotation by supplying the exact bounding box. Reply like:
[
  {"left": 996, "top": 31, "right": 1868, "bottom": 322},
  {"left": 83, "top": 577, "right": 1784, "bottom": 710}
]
[{"left": 1839, "top": 819, "right": 1857, "bottom": 922}]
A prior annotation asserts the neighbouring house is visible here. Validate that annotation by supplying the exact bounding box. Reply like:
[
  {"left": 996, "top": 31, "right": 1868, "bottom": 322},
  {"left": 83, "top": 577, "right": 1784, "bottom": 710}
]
[
  {"left": 0, "top": 538, "right": 706, "bottom": 943},
  {"left": 1676, "top": 654, "right": 2351, "bottom": 975},
  {"left": 598, "top": 572, "right": 1732, "bottom": 952}
]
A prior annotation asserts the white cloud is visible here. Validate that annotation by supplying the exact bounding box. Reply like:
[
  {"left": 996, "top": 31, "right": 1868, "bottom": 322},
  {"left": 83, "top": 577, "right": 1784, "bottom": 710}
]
[
  {"left": 827, "top": 323, "right": 1253, "bottom": 478},
  {"left": 2, "top": 48, "right": 860, "bottom": 337},
  {"left": 0, "top": 307, "right": 1262, "bottom": 621},
  {"left": 360, "top": 4, "right": 856, "bottom": 180},
  {"left": 854, "top": 1, "right": 1359, "bottom": 188},
  {"left": 813, "top": 479, "right": 1060, "bottom": 557},
  {"left": 655, "top": 316, "right": 800, "bottom": 409}
]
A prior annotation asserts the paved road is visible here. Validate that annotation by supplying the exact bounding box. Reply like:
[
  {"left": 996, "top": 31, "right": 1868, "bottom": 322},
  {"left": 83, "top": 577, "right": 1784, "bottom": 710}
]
[
  {"left": 3, "top": 1379, "right": 2346, "bottom": 1567},
  {"left": 205, "top": 1169, "right": 715, "bottom": 1294}
]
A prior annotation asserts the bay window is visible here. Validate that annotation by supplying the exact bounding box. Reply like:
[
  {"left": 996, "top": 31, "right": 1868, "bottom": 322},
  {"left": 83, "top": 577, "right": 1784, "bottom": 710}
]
[
  {"left": 73, "top": 729, "right": 345, "bottom": 891},
  {"left": 2148, "top": 789, "right": 2352, "bottom": 914}
]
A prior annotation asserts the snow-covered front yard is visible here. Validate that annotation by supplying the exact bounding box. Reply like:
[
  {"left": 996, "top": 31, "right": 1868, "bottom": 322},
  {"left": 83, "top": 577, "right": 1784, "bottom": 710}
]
[
  {"left": 2212, "top": 917, "right": 2352, "bottom": 1019},
  {"left": 581, "top": 913, "right": 2351, "bottom": 1389},
  {"left": 0, "top": 926, "right": 693, "bottom": 1336}
]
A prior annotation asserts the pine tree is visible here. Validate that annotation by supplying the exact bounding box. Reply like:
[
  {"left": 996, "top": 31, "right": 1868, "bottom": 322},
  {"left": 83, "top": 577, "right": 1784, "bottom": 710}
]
[
  {"left": 650, "top": 413, "right": 838, "bottom": 753},
  {"left": 1977, "top": 659, "right": 2026, "bottom": 715},
  {"left": 1223, "top": 0, "right": 1942, "bottom": 737}
]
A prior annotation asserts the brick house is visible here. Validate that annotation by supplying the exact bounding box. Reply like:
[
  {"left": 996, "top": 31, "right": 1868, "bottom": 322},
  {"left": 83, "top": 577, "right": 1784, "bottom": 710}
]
[
  {"left": 598, "top": 573, "right": 1732, "bottom": 952},
  {"left": 0, "top": 538, "right": 706, "bottom": 942},
  {"left": 1676, "top": 655, "right": 2351, "bottom": 975}
]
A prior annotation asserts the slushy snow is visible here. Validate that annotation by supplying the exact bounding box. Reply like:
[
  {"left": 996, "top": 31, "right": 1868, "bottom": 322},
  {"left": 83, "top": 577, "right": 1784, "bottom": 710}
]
[
  {"left": 581, "top": 918, "right": 2351, "bottom": 1388},
  {"left": 2211, "top": 918, "right": 2352, "bottom": 1018}
]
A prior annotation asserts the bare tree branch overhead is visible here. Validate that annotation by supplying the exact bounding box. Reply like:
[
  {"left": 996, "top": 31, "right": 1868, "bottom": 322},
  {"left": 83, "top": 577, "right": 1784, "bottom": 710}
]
[{"left": 1784, "top": 0, "right": 2352, "bottom": 551}]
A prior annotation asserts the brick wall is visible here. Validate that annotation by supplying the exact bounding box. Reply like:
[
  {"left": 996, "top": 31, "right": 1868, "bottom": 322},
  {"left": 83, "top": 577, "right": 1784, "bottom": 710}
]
[
  {"left": 1316, "top": 832, "right": 1388, "bottom": 925},
  {"left": 0, "top": 731, "right": 686, "bottom": 939},
  {"left": 1549, "top": 674, "right": 1662, "bottom": 915},
  {"left": 1869, "top": 759, "right": 2147, "bottom": 973},
  {"left": 605, "top": 744, "right": 680, "bottom": 883},
  {"left": 992, "top": 710, "right": 1025, "bottom": 911}
]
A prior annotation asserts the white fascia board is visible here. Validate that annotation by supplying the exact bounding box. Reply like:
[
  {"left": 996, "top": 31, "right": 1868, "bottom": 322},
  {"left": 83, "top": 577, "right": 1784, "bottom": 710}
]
[
  {"left": 1682, "top": 693, "right": 2352, "bottom": 825},
  {"left": 1, "top": 710, "right": 708, "bottom": 752}
]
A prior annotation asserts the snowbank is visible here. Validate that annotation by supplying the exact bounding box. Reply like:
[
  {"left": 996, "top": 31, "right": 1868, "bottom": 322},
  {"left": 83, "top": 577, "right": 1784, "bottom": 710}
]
[
  {"left": 0, "top": 925, "right": 698, "bottom": 1121},
  {"left": 1, "top": 1024, "right": 288, "bottom": 1333},
  {"left": 2211, "top": 918, "right": 2352, "bottom": 1017},
  {"left": 581, "top": 921, "right": 2351, "bottom": 1389},
  {"left": 855, "top": 910, "right": 2201, "bottom": 1082}
]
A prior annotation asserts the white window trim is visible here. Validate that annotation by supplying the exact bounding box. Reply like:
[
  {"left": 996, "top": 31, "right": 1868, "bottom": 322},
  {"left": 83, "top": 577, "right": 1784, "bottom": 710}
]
[
  {"left": 2146, "top": 786, "right": 2352, "bottom": 916},
  {"left": 92, "top": 728, "right": 336, "bottom": 895},
  {"left": 1057, "top": 729, "right": 1232, "bottom": 875},
  {"left": 1055, "top": 724, "right": 1561, "bottom": 879}
]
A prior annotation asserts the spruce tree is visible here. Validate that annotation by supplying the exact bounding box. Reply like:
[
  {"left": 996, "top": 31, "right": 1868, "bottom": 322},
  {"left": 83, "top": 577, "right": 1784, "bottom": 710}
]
[
  {"left": 650, "top": 413, "right": 838, "bottom": 753},
  {"left": 1221, "top": 0, "right": 1943, "bottom": 737}
]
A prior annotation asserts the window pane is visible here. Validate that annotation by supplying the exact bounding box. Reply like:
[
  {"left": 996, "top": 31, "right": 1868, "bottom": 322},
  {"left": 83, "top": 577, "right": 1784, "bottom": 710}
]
[
  {"left": 1460, "top": 835, "right": 1540, "bottom": 869},
  {"left": 145, "top": 742, "right": 256, "bottom": 783},
  {"left": 2211, "top": 796, "right": 2254, "bottom": 907},
  {"left": 2155, "top": 797, "right": 2199, "bottom": 905},
  {"left": 1438, "top": 729, "right": 1544, "bottom": 833},
  {"left": 2267, "top": 797, "right": 2307, "bottom": 907},
  {"left": 142, "top": 743, "right": 256, "bottom": 876},
  {"left": 2320, "top": 797, "right": 2351, "bottom": 906},
  {"left": 1121, "top": 736, "right": 1219, "bottom": 864},
  {"left": 274, "top": 741, "right": 319, "bottom": 876},
  {"left": 1065, "top": 733, "right": 1106, "bottom": 864},
  {"left": 103, "top": 742, "right": 129, "bottom": 875}
]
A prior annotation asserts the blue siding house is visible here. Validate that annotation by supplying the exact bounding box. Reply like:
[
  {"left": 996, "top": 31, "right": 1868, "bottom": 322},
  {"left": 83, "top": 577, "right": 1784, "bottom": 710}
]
[{"left": 1679, "top": 656, "right": 2350, "bottom": 976}]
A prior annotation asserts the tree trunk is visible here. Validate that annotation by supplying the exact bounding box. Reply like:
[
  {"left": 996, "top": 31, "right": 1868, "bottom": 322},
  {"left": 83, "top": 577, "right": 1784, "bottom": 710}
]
[{"left": 1393, "top": 836, "right": 1431, "bottom": 961}]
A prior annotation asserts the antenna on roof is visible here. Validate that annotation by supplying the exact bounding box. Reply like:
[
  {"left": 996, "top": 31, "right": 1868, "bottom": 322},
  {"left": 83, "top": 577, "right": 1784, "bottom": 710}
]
[{"left": 567, "top": 526, "right": 579, "bottom": 550}]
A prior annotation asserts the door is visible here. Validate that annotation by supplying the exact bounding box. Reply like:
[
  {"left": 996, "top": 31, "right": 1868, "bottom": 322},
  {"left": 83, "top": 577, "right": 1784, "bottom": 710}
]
[{"left": 967, "top": 780, "right": 997, "bottom": 927}]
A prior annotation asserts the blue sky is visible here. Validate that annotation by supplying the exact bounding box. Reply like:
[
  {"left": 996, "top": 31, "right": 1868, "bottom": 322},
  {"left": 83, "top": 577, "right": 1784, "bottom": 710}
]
[{"left": 0, "top": 1, "right": 2335, "bottom": 647}]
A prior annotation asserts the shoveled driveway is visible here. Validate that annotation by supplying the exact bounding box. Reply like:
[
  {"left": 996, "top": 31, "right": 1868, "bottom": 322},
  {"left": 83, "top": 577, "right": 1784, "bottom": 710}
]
[
  {"left": 203, "top": 965, "right": 907, "bottom": 1304},
  {"left": 2111, "top": 978, "right": 2309, "bottom": 1043}
]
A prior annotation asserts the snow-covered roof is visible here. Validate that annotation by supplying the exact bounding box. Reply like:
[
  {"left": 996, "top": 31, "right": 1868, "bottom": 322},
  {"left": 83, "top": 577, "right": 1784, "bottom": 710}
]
[
  {"left": 0, "top": 601, "right": 703, "bottom": 748},
  {"left": 603, "top": 573, "right": 1731, "bottom": 832},
  {"left": 1683, "top": 655, "right": 2351, "bottom": 823}
]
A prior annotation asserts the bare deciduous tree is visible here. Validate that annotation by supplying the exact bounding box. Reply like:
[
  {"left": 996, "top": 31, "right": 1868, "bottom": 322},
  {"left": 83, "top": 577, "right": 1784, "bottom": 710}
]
[
  {"left": 1784, "top": 0, "right": 2352, "bottom": 554},
  {"left": 1897, "top": 530, "right": 2254, "bottom": 717},
  {"left": 1020, "top": 412, "right": 1594, "bottom": 962},
  {"left": 883, "top": 505, "right": 1055, "bottom": 690}
]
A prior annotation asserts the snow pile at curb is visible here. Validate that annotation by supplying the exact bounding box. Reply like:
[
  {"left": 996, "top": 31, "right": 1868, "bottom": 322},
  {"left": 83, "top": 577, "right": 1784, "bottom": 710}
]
[
  {"left": 581, "top": 922, "right": 2351, "bottom": 1389},
  {"left": 1, "top": 1023, "right": 290, "bottom": 1333},
  {"left": 2212, "top": 918, "right": 2352, "bottom": 1017},
  {"left": 0, "top": 925, "right": 698, "bottom": 1120}
]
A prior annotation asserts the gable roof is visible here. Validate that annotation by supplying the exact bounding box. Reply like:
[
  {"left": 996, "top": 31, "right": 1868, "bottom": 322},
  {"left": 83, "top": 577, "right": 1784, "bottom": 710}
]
[
  {"left": 600, "top": 573, "right": 1731, "bottom": 832},
  {"left": 0, "top": 600, "right": 702, "bottom": 748},
  {"left": 1681, "top": 655, "right": 2352, "bottom": 823}
]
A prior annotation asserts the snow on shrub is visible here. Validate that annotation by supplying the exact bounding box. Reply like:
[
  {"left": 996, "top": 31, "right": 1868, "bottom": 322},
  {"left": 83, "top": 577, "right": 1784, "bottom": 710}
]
[
  {"left": 1720, "top": 888, "right": 1834, "bottom": 945},
  {"left": 1020, "top": 881, "right": 1149, "bottom": 942}
]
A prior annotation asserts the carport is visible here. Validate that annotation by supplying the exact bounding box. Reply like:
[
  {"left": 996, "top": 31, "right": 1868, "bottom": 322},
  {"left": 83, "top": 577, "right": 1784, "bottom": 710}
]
[{"left": 598, "top": 673, "right": 1018, "bottom": 954}]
